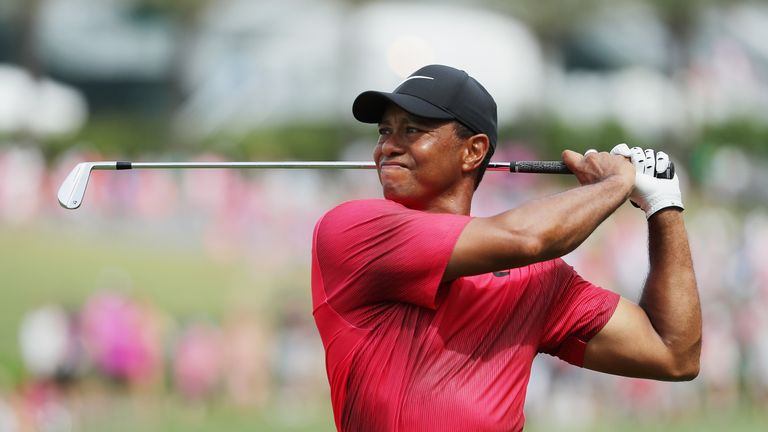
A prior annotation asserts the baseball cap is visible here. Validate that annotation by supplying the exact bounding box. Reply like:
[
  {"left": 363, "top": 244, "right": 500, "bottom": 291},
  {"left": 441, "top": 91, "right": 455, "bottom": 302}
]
[{"left": 352, "top": 64, "right": 498, "bottom": 149}]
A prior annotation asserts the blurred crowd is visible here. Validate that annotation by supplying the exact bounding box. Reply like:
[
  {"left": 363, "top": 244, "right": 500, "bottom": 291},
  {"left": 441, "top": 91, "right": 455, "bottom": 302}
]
[
  {"left": 4, "top": 289, "right": 325, "bottom": 432},
  {"left": 1, "top": 142, "right": 767, "bottom": 430}
]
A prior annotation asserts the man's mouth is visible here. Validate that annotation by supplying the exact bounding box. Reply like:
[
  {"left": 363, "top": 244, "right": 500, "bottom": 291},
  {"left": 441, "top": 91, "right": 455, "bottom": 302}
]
[{"left": 380, "top": 160, "right": 408, "bottom": 169}]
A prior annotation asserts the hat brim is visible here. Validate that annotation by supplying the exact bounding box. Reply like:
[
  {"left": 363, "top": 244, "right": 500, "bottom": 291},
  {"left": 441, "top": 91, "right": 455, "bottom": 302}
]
[{"left": 352, "top": 91, "right": 455, "bottom": 124}]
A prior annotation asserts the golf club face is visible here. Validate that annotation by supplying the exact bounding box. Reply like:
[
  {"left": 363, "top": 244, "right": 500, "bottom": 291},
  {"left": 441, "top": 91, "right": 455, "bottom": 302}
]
[
  {"left": 57, "top": 162, "right": 94, "bottom": 209},
  {"left": 57, "top": 162, "right": 116, "bottom": 209}
]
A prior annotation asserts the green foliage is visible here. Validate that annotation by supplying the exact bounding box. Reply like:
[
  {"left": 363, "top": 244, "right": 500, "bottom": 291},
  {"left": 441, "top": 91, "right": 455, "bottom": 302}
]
[
  {"left": 488, "top": 0, "right": 610, "bottom": 41},
  {"left": 701, "top": 117, "right": 768, "bottom": 154},
  {"left": 34, "top": 118, "right": 350, "bottom": 163},
  {"left": 37, "top": 112, "right": 768, "bottom": 175},
  {"left": 497, "top": 114, "right": 768, "bottom": 172},
  {"left": 51, "top": 114, "right": 172, "bottom": 159},
  {"left": 203, "top": 124, "right": 346, "bottom": 161},
  {"left": 508, "top": 116, "right": 649, "bottom": 159},
  {"left": 131, "top": 0, "right": 210, "bottom": 18}
]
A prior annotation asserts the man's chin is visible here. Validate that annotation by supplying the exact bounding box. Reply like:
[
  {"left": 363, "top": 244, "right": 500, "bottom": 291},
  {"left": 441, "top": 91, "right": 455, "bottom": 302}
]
[
  {"left": 383, "top": 188, "right": 420, "bottom": 209},
  {"left": 382, "top": 188, "right": 404, "bottom": 203}
]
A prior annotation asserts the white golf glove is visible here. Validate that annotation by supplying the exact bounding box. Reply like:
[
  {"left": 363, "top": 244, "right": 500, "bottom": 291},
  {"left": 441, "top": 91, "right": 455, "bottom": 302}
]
[{"left": 610, "top": 143, "right": 684, "bottom": 219}]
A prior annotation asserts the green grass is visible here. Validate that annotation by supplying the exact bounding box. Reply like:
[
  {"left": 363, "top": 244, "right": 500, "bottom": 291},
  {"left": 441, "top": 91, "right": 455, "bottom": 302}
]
[
  {"left": 0, "top": 223, "right": 293, "bottom": 313},
  {"left": 525, "top": 406, "right": 768, "bottom": 432},
  {"left": 74, "top": 391, "right": 335, "bottom": 432},
  {"left": 70, "top": 391, "right": 768, "bottom": 432}
]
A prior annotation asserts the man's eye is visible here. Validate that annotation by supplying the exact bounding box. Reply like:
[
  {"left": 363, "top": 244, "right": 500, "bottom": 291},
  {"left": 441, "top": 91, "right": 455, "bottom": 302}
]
[
  {"left": 378, "top": 127, "right": 390, "bottom": 135},
  {"left": 405, "top": 127, "right": 420, "bottom": 134}
]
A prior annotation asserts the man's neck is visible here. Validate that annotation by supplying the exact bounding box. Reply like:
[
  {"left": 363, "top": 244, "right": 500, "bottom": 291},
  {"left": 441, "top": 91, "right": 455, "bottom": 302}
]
[
  {"left": 423, "top": 195, "right": 472, "bottom": 215},
  {"left": 418, "top": 182, "right": 475, "bottom": 215},
  {"left": 390, "top": 178, "right": 476, "bottom": 215}
]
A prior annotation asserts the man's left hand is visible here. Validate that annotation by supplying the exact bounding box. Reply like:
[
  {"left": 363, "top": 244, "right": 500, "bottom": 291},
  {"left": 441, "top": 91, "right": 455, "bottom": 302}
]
[{"left": 610, "top": 144, "right": 684, "bottom": 219}]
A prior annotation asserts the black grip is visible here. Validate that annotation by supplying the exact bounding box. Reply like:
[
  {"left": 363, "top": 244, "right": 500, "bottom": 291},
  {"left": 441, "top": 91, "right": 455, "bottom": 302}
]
[
  {"left": 511, "top": 161, "right": 571, "bottom": 174},
  {"left": 657, "top": 161, "right": 675, "bottom": 179},
  {"left": 511, "top": 160, "right": 675, "bottom": 179},
  {"left": 116, "top": 161, "right": 132, "bottom": 170}
]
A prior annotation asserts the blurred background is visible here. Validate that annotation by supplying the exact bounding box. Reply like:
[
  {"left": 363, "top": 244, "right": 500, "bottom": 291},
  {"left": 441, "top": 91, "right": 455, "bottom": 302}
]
[{"left": 1, "top": 0, "right": 767, "bottom": 430}]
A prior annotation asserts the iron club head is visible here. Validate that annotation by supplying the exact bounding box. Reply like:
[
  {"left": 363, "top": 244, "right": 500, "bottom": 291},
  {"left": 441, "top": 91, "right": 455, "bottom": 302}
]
[{"left": 57, "top": 162, "right": 116, "bottom": 209}]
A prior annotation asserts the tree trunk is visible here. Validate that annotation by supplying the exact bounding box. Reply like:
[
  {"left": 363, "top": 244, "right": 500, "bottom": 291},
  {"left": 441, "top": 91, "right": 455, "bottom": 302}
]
[{"left": 16, "top": 0, "right": 43, "bottom": 78}]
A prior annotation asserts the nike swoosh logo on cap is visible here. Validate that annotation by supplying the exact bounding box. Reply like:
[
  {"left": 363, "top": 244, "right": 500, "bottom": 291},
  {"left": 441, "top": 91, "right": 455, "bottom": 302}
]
[{"left": 399, "top": 75, "right": 434, "bottom": 85}]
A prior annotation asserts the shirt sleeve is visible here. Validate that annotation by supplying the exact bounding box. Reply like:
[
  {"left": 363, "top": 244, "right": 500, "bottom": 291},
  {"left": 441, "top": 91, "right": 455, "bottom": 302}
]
[
  {"left": 537, "top": 259, "right": 620, "bottom": 367},
  {"left": 314, "top": 199, "right": 471, "bottom": 312}
]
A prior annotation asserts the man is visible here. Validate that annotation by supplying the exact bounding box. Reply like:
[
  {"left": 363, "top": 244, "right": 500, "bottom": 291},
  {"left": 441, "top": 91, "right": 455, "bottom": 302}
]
[{"left": 311, "top": 64, "right": 701, "bottom": 431}]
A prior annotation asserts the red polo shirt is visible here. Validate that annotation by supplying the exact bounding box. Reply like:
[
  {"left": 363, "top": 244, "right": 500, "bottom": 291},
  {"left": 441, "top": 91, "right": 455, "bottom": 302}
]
[{"left": 311, "top": 199, "right": 619, "bottom": 431}]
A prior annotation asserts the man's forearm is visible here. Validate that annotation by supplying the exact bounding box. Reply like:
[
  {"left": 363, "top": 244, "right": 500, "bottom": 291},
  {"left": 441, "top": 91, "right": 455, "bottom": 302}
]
[
  {"left": 639, "top": 209, "right": 702, "bottom": 376},
  {"left": 445, "top": 176, "right": 632, "bottom": 280},
  {"left": 501, "top": 176, "right": 632, "bottom": 261}
]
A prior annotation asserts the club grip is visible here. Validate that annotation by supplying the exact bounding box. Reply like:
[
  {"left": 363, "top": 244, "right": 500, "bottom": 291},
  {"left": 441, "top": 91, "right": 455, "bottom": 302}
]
[
  {"left": 656, "top": 162, "right": 675, "bottom": 179},
  {"left": 511, "top": 160, "right": 675, "bottom": 179},
  {"left": 511, "top": 161, "right": 571, "bottom": 174}
]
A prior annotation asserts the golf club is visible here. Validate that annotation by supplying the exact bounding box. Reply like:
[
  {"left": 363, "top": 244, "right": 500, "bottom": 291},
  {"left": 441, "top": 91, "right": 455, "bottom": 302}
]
[{"left": 57, "top": 159, "right": 674, "bottom": 210}]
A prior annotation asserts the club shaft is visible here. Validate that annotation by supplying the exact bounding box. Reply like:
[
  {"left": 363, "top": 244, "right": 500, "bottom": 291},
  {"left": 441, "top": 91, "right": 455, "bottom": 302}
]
[
  {"left": 126, "top": 161, "right": 379, "bottom": 170},
  {"left": 104, "top": 160, "right": 572, "bottom": 174}
]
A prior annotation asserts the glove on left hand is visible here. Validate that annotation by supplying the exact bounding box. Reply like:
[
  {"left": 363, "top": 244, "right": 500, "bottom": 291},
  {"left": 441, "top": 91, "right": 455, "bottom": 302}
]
[{"left": 610, "top": 143, "right": 684, "bottom": 219}]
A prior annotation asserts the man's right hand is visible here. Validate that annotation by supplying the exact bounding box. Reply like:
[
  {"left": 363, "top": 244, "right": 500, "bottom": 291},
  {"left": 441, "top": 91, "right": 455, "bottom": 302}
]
[{"left": 561, "top": 147, "right": 635, "bottom": 193}]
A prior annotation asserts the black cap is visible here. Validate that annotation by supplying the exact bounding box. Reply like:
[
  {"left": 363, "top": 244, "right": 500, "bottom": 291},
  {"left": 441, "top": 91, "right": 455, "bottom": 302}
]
[{"left": 353, "top": 64, "right": 498, "bottom": 149}]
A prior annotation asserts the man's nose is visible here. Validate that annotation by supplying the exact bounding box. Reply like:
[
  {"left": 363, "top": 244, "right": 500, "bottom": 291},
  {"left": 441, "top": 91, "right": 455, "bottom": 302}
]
[{"left": 379, "top": 133, "right": 404, "bottom": 157}]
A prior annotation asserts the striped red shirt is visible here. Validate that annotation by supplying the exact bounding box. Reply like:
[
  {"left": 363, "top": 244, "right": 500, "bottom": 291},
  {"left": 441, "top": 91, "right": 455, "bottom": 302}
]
[{"left": 311, "top": 199, "right": 619, "bottom": 431}]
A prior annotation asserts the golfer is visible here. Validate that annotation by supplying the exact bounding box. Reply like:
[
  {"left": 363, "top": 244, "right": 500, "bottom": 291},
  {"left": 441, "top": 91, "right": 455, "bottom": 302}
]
[{"left": 311, "top": 64, "right": 701, "bottom": 431}]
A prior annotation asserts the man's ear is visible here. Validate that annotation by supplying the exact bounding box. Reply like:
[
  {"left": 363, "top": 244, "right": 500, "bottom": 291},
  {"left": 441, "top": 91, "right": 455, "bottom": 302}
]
[{"left": 462, "top": 134, "right": 490, "bottom": 173}]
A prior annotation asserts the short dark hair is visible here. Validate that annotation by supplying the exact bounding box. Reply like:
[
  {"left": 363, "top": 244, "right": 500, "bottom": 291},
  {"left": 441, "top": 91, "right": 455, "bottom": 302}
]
[{"left": 453, "top": 122, "right": 494, "bottom": 189}]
